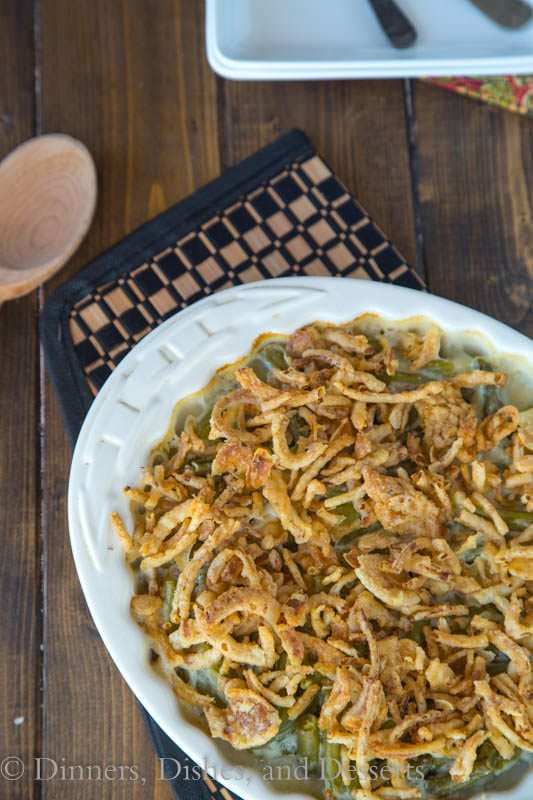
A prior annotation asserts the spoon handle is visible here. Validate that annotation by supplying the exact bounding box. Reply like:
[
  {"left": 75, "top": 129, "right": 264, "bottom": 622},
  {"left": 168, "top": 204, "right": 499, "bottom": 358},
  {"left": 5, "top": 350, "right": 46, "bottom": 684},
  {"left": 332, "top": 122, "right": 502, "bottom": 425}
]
[
  {"left": 367, "top": 0, "right": 418, "bottom": 48},
  {"left": 468, "top": 0, "right": 532, "bottom": 29}
]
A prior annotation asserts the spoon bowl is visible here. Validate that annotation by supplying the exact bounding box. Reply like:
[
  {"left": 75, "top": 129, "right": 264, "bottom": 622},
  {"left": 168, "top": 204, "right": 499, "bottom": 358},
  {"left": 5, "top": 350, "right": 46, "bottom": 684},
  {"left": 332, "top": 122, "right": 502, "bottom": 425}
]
[{"left": 0, "top": 134, "right": 97, "bottom": 303}]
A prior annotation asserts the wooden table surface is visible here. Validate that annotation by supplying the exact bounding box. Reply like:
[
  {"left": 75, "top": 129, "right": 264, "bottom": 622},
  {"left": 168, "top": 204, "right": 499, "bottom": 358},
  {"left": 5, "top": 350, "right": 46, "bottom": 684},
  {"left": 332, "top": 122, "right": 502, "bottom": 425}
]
[{"left": 1, "top": 2, "right": 531, "bottom": 798}]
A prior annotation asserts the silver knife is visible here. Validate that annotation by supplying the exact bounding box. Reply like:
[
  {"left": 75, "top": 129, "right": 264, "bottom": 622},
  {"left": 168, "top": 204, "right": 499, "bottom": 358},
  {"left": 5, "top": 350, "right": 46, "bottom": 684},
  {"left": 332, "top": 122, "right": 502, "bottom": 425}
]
[
  {"left": 367, "top": 0, "right": 418, "bottom": 49},
  {"left": 468, "top": 0, "right": 532, "bottom": 29}
]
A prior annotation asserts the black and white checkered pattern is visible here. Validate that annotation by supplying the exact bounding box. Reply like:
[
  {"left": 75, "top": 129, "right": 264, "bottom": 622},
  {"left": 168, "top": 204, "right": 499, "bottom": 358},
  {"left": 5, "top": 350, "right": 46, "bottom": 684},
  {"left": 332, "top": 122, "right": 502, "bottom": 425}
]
[{"left": 69, "top": 151, "right": 422, "bottom": 394}]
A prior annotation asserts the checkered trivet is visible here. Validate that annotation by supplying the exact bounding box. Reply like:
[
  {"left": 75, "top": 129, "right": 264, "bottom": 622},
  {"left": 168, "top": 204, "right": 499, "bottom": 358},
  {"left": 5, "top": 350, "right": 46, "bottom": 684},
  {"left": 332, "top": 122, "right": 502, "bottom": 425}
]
[{"left": 67, "top": 146, "right": 422, "bottom": 396}]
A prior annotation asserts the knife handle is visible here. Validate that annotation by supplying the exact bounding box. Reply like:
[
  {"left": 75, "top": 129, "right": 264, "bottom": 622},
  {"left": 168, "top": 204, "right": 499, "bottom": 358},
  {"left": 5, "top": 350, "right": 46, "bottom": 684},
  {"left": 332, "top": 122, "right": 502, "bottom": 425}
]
[
  {"left": 368, "top": 0, "right": 418, "bottom": 49},
  {"left": 469, "top": 0, "right": 532, "bottom": 29}
]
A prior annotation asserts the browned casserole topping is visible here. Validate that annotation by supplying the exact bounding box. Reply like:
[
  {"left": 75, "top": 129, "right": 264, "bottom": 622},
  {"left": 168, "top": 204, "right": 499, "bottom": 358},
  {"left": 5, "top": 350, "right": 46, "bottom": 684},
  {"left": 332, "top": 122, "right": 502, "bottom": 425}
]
[{"left": 113, "top": 316, "right": 533, "bottom": 799}]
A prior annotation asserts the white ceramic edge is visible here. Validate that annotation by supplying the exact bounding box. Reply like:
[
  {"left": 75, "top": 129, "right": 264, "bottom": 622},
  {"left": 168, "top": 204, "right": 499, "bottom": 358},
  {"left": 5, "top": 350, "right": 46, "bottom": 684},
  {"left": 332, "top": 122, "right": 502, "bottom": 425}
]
[
  {"left": 68, "top": 277, "right": 533, "bottom": 800},
  {"left": 205, "top": 0, "right": 533, "bottom": 79}
]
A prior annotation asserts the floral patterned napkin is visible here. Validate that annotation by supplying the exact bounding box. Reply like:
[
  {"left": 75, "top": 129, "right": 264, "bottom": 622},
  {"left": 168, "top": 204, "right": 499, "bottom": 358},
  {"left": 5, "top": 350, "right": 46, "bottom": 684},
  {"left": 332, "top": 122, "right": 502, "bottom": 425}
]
[{"left": 425, "top": 75, "right": 533, "bottom": 116}]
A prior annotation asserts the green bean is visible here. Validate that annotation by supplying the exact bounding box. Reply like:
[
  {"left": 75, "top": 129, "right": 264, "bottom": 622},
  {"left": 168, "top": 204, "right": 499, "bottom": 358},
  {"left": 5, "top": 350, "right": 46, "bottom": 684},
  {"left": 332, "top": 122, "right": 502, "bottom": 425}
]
[
  {"left": 298, "top": 673, "right": 323, "bottom": 692},
  {"left": 486, "top": 641, "right": 511, "bottom": 676},
  {"left": 487, "top": 652, "right": 510, "bottom": 676},
  {"left": 195, "top": 564, "right": 208, "bottom": 589},
  {"left": 473, "top": 355, "right": 493, "bottom": 371},
  {"left": 320, "top": 737, "right": 360, "bottom": 797},
  {"left": 276, "top": 651, "right": 288, "bottom": 671},
  {"left": 161, "top": 579, "right": 176, "bottom": 622},
  {"left": 321, "top": 739, "right": 344, "bottom": 795},
  {"left": 383, "top": 371, "right": 427, "bottom": 387},
  {"left": 288, "top": 413, "right": 311, "bottom": 445},
  {"left": 326, "top": 485, "right": 348, "bottom": 498},
  {"left": 472, "top": 741, "right": 521, "bottom": 779},
  {"left": 325, "top": 486, "right": 360, "bottom": 522},
  {"left": 456, "top": 539, "right": 484, "bottom": 565},
  {"left": 422, "top": 773, "right": 462, "bottom": 797},
  {"left": 189, "top": 666, "right": 222, "bottom": 699},
  {"left": 406, "top": 620, "right": 425, "bottom": 646},
  {"left": 498, "top": 509, "right": 533, "bottom": 531},
  {"left": 475, "top": 604, "right": 503, "bottom": 624},
  {"left": 248, "top": 356, "right": 269, "bottom": 382},
  {"left": 383, "top": 359, "right": 455, "bottom": 388},
  {"left": 367, "top": 337, "right": 381, "bottom": 352},
  {"left": 189, "top": 459, "right": 212, "bottom": 476},
  {"left": 296, "top": 714, "right": 320, "bottom": 772},
  {"left": 414, "top": 742, "right": 521, "bottom": 797},
  {"left": 484, "top": 386, "right": 504, "bottom": 416},
  {"left": 161, "top": 441, "right": 177, "bottom": 459},
  {"left": 469, "top": 383, "right": 504, "bottom": 417},
  {"left": 260, "top": 342, "right": 289, "bottom": 371},
  {"left": 425, "top": 358, "right": 455, "bottom": 376},
  {"left": 407, "top": 756, "right": 460, "bottom": 798},
  {"left": 408, "top": 754, "right": 450, "bottom": 780},
  {"left": 333, "top": 502, "right": 359, "bottom": 522},
  {"left": 195, "top": 407, "right": 213, "bottom": 440},
  {"left": 335, "top": 523, "right": 381, "bottom": 556}
]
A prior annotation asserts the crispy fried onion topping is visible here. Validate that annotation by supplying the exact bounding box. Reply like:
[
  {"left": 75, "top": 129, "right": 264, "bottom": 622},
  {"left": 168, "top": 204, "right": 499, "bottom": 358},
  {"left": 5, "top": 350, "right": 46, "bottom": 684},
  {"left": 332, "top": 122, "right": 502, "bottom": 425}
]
[
  {"left": 204, "top": 685, "right": 281, "bottom": 748},
  {"left": 114, "top": 315, "right": 533, "bottom": 794}
]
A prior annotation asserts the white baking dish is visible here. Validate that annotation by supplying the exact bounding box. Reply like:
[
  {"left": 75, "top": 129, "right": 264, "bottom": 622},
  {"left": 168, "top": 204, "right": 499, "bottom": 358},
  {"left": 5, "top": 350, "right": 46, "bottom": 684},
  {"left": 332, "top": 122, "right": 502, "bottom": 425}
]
[
  {"left": 68, "top": 277, "right": 533, "bottom": 800},
  {"left": 206, "top": 0, "right": 533, "bottom": 79}
]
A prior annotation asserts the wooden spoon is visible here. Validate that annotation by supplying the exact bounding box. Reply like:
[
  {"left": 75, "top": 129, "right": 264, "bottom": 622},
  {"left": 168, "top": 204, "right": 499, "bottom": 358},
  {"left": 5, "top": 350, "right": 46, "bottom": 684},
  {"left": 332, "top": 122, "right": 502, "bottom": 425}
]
[{"left": 0, "top": 134, "right": 97, "bottom": 303}]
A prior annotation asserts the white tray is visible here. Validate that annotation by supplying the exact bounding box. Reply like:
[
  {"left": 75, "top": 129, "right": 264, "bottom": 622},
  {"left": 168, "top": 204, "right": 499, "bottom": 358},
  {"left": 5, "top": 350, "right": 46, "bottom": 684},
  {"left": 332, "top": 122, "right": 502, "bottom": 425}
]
[{"left": 206, "top": 0, "right": 533, "bottom": 79}]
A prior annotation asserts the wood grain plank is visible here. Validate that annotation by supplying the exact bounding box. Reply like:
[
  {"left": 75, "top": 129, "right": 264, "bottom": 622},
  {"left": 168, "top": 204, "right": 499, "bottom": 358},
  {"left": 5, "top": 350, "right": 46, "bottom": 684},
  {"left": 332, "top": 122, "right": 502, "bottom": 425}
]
[
  {"left": 39, "top": 2, "right": 219, "bottom": 798},
  {"left": 414, "top": 82, "right": 533, "bottom": 336},
  {"left": 220, "top": 79, "right": 419, "bottom": 273},
  {"left": 0, "top": 2, "right": 39, "bottom": 799}
]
